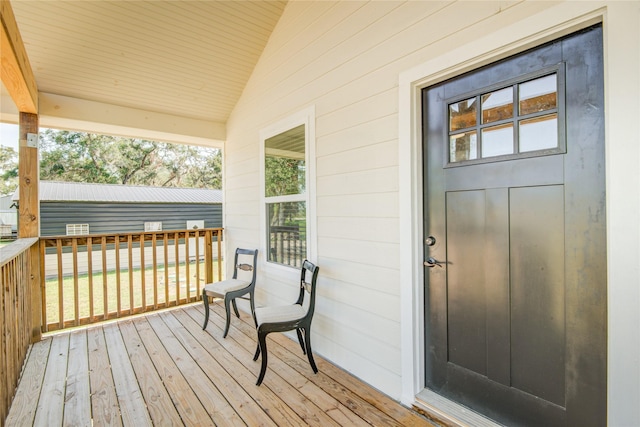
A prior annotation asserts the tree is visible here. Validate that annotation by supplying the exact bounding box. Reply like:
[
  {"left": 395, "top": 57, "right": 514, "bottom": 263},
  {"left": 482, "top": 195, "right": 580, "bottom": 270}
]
[
  {"left": 39, "top": 129, "right": 222, "bottom": 188},
  {"left": 0, "top": 146, "right": 18, "bottom": 195}
]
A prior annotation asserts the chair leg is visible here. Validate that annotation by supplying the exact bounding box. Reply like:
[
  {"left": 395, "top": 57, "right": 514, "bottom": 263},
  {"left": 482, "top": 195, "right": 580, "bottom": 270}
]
[
  {"left": 253, "top": 342, "right": 261, "bottom": 361},
  {"left": 303, "top": 327, "right": 318, "bottom": 374},
  {"left": 249, "top": 291, "right": 258, "bottom": 328},
  {"left": 256, "top": 331, "right": 269, "bottom": 386},
  {"left": 231, "top": 298, "right": 240, "bottom": 318},
  {"left": 296, "top": 328, "right": 306, "bottom": 355},
  {"left": 202, "top": 291, "right": 210, "bottom": 330},
  {"left": 223, "top": 297, "right": 233, "bottom": 338}
]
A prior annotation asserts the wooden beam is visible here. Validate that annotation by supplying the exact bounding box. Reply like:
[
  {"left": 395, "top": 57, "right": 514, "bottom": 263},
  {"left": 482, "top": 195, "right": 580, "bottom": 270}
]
[
  {"left": 18, "top": 111, "right": 38, "bottom": 237},
  {"left": 18, "top": 111, "right": 42, "bottom": 342},
  {"left": 1, "top": 0, "right": 37, "bottom": 113}
]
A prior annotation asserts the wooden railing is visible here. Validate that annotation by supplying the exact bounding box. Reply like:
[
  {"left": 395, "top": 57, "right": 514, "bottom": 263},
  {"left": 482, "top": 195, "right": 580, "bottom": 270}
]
[
  {"left": 1, "top": 237, "right": 39, "bottom": 424},
  {"left": 269, "top": 225, "right": 306, "bottom": 268},
  {"left": 39, "top": 228, "right": 223, "bottom": 332}
]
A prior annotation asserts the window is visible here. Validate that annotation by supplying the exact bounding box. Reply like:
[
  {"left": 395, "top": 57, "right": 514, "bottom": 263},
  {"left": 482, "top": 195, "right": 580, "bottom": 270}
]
[
  {"left": 261, "top": 108, "right": 315, "bottom": 268},
  {"left": 186, "top": 220, "right": 205, "bottom": 230},
  {"left": 144, "top": 221, "right": 162, "bottom": 231},
  {"left": 447, "top": 67, "right": 564, "bottom": 165},
  {"left": 66, "top": 224, "right": 89, "bottom": 235}
]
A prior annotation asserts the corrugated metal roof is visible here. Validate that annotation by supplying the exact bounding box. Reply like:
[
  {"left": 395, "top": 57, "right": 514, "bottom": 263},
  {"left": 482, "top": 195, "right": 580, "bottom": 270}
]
[{"left": 14, "top": 181, "right": 222, "bottom": 204}]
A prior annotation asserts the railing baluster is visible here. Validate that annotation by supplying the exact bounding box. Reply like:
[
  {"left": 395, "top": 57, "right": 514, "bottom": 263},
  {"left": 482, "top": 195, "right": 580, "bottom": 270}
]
[
  {"left": 175, "top": 231, "right": 180, "bottom": 305},
  {"left": 194, "top": 230, "right": 201, "bottom": 297},
  {"left": 101, "top": 236, "right": 108, "bottom": 320},
  {"left": 140, "top": 233, "right": 146, "bottom": 312},
  {"left": 216, "top": 229, "right": 222, "bottom": 281},
  {"left": 115, "top": 235, "right": 121, "bottom": 317},
  {"left": 205, "top": 230, "right": 213, "bottom": 284},
  {"left": 56, "top": 238, "right": 63, "bottom": 329},
  {"left": 163, "top": 233, "right": 169, "bottom": 305},
  {"left": 185, "top": 231, "right": 191, "bottom": 302},
  {"left": 152, "top": 233, "right": 158, "bottom": 310},
  {"left": 87, "top": 237, "right": 94, "bottom": 322},
  {"left": 128, "top": 234, "right": 133, "bottom": 314},
  {"left": 39, "top": 240, "right": 47, "bottom": 333},
  {"left": 72, "top": 238, "right": 79, "bottom": 326}
]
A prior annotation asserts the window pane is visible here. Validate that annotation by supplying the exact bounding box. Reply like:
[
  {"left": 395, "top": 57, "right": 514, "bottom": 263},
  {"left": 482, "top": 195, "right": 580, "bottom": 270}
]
[
  {"left": 450, "top": 131, "right": 477, "bottom": 162},
  {"left": 265, "top": 124, "right": 306, "bottom": 197},
  {"left": 482, "top": 123, "right": 514, "bottom": 157},
  {"left": 267, "top": 202, "right": 306, "bottom": 268},
  {"left": 519, "top": 74, "right": 557, "bottom": 116},
  {"left": 482, "top": 87, "right": 513, "bottom": 124},
  {"left": 449, "top": 98, "right": 477, "bottom": 131},
  {"left": 519, "top": 114, "right": 558, "bottom": 152}
]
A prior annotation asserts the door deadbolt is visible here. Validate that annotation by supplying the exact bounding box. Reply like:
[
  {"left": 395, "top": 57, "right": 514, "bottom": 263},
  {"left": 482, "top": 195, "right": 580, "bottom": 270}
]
[{"left": 425, "top": 236, "right": 436, "bottom": 246}]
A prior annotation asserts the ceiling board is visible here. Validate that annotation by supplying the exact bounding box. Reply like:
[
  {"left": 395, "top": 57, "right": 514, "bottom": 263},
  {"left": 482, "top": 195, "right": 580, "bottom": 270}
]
[{"left": 8, "top": 0, "right": 287, "bottom": 126}]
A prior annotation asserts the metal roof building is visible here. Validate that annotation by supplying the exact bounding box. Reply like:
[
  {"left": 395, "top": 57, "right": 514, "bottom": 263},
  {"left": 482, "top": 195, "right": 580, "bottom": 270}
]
[
  {"left": 32, "top": 181, "right": 223, "bottom": 204},
  {"left": 14, "top": 181, "right": 223, "bottom": 236}
]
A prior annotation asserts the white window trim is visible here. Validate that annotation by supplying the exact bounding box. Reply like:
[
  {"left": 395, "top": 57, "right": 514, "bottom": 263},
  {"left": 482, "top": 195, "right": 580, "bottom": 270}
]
[
  {"left": 259, "top": 106, "right": 316, "bottom": 274},
  {"left": 66, "top": 223, "right": 89, "bottom": 235},
  {"left": 144, "top": 221, "right": 163, "bottom": 232}
]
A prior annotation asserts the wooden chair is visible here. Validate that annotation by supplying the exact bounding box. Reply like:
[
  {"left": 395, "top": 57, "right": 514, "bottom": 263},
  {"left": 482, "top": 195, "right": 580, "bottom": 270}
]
[
  {"left": 202, "top": 248, "right": 258, "bottom": 338},
  {"left": 253, "top": 260, "right": 319, "bottom": 385}
]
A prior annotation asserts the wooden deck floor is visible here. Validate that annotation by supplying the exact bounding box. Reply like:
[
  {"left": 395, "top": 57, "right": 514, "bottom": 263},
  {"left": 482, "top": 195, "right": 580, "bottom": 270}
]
[{"left": 5, "top": 303, "right": 435, "bottom": 426}]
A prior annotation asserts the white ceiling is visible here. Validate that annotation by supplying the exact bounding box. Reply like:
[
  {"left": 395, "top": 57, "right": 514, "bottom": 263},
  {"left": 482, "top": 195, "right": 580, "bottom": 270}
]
[{"left": 6, "top": 0, "right": 286, "bottom": 128}]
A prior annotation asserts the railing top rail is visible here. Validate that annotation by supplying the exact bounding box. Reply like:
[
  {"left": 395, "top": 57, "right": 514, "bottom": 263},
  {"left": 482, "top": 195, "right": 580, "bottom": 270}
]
[
  {"left": 0, "top": 237, "right": 39, "bottom": 268},
  {"left": 39, "top": 227, "right": 224, "bottom": 241}
]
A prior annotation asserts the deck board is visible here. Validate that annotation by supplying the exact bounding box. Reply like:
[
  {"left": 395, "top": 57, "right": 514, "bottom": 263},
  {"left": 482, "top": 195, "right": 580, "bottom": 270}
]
[
  {"left": 6, "top": 303, "right": 435, "bottom": 426},
  {"left": 87, "top": 326, "right": 122, "bottom": 427},
  {"left": 161, "top": 310, "right": 272, "bottom": 427},
  {"left": 64, "top": 330, "right": 91, "bottom": 426},
  {"left": 173, "top": 309, "right": 304, "bottom": 427},
  {"left": 119, "top": 320, "right": 184, "bottom": 425},
  {"left": 190, "top": 305, "right": 371, "bottom": 427},
  {"left": 145, "top": 314, "right": 245, "bottom": 427},
  {"left": 189, "top": 308, "right": 342, "bottom": 427},
  {"left": 4, "top": 338, "right": 51, "bottom": 426},
  {"left": 134, "top": 316, "right": 214, "bottom": 426},
  {"left": 103, "top": 322, "right": 152, "bottom": 425},
  {"left": 33, "top": 333, "right": 69, "bottom": 426}
]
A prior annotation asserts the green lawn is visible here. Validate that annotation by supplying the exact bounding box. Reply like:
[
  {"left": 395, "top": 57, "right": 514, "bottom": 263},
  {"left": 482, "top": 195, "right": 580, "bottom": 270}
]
[{"left": 45, "top": 261, "right": 222, "bottom": 326}]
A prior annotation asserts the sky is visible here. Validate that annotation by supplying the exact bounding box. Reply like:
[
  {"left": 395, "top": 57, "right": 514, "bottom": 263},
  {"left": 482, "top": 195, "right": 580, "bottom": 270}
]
[{"left": 1, "top": 123, "right": 19, "bottom": 150}]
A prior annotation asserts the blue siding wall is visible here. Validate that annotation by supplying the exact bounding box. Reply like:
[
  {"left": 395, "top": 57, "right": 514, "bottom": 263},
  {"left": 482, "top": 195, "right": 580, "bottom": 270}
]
[{"left": 40, "top": 202, "right": 222, "bottom": 236}]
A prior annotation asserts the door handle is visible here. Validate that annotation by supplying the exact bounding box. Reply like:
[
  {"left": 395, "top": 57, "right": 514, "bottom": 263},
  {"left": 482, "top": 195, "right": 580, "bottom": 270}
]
[{"left": 424, "top": 257, "right": 444, "bottom": 268}]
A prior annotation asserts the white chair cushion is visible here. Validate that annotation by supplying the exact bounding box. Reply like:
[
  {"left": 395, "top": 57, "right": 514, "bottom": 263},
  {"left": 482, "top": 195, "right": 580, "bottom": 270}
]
[
  {"left": 255, "top": 304, "right": 306, "bottom": 326},
  {"left": 203, "top": 279, "right": 250, "bottom": 298}
]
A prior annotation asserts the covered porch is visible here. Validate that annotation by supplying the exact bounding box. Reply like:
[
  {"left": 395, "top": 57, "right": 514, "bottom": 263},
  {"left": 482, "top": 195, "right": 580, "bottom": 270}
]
[
  {"left": 5, "top": 302, "right": 433, "bottom": 427},
  {"left": 3, "top": 0, "right": 640, "bottom": 426}
]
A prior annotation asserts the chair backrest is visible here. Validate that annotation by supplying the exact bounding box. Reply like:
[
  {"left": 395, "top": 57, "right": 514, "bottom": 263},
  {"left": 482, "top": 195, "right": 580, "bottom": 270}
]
[
  {"left": 231, "top": 248, "right": 258, "bottom": 286},
  {"left": 296, "top": 260, "right": 319, "bottom": 319}
]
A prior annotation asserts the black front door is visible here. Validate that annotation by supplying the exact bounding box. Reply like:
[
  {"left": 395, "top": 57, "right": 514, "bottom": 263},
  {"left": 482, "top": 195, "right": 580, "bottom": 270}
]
[{"left": 422, "top": 26, "right": 606, "bottom": 426}]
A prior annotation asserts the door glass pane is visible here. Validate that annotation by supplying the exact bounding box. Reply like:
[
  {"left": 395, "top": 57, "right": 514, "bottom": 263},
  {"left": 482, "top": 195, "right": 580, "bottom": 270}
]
[
  {"left": 450, "top": 131, "right": 477, "bottom": 162},
  {"left": 519, "top": 114, "right": 558, "bottom": 152},
  {"left": 265, "top": 124, "right": 306, "bottom": 197},
  {"left": 482, "top": 88, "right": 513, "bottom": 124},
  {"left": 482, "top": 123, "right": 514, "bottom": 157},
  {"left": 267, "top": 201, "right": 306, "bottom": 268},
  {"left": 449, "top": 98, "right": 477, "bottom": 131},
  {"left": 519, "top": 74, "right": 557, "bottom": 115}
]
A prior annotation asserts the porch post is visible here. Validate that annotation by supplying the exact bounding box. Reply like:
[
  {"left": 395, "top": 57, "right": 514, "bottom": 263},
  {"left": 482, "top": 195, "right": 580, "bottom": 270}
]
[
  {"left": 18, "top": 112, "right": 42, "bottom": 342},
  {"left": 2, "top": 0, "right": 42, "bottom": 342}
]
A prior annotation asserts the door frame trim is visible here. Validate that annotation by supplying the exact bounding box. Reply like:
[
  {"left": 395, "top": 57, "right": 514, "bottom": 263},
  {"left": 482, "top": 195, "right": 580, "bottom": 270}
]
[{"left": 397, "top": 3, "right": 605, "bottom": 409}]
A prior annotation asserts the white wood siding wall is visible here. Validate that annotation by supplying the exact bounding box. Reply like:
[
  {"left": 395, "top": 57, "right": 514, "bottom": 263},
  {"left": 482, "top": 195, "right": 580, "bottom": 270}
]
[{"left": 224, "top": 2, "right": 640, "bottom": 421}]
